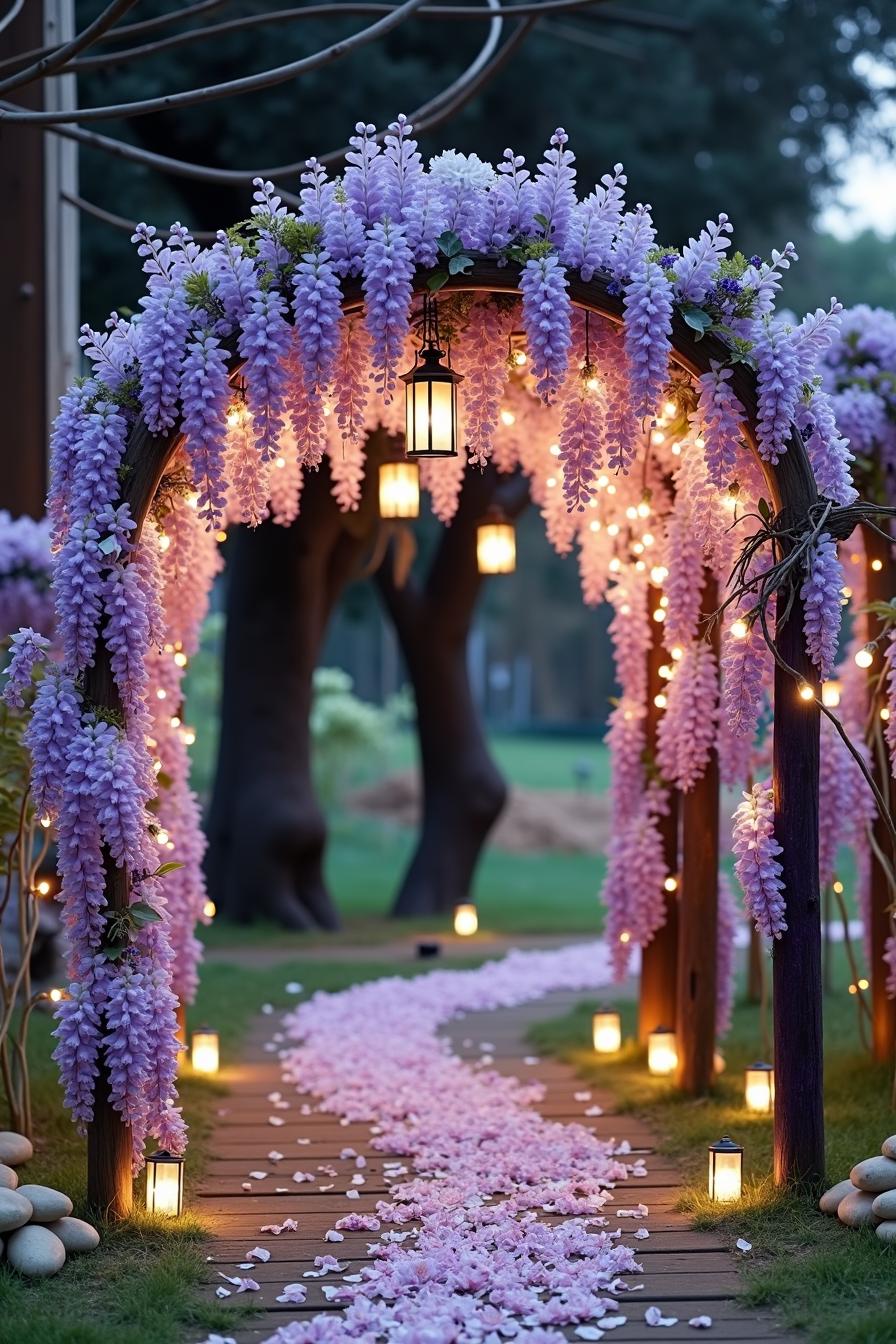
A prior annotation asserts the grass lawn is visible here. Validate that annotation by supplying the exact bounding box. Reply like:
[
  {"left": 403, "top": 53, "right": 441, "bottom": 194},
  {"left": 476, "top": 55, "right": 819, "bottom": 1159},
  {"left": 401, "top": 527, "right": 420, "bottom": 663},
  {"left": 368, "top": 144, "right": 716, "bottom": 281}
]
[
  {"left": 529, "top": 945, "right": 896, "bottom": 1344},
  {"left": 0, "top": 954, "right": 472, "bottom": 1344}
]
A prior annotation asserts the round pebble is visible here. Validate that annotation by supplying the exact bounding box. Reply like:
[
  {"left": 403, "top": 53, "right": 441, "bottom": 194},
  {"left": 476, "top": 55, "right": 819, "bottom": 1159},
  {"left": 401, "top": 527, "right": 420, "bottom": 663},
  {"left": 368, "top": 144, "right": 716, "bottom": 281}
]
[
  {"left": 0, "top": 1188, "right": 33, "bottom": 1233},
  {"left": 17, "top": 1185, "right": 72, "bottom": 1223},
  {"left": 45, "top": 1217, "right": 99, "bottom": 1254},
  {"left": 838, "top": 1189, "right": 880, "bottom": 1227},
  {"left": 819, "top": 1178, "right": 856, "bottom": 1215},
  {"left": 0, "top": 1132, "right": 33, "bottom": 1167},
  {"left": 876, "top": 1220, "right": 896, "bottom": 1244},
  {"left": 850, "top": 1156, "right": 896, "bottom": 1193},
  {"left": 882, "top": 1135, "right": 896, "bottom": 1161},
  {"left": 6, "top": 1224, "right": 66, "bottom": 1277},
  {"left": 0, "top": 1164, "right": 17, "bottom": 1191},
  {"left": 872, "top": 1189, "right": 896, "bottom": 1219}
]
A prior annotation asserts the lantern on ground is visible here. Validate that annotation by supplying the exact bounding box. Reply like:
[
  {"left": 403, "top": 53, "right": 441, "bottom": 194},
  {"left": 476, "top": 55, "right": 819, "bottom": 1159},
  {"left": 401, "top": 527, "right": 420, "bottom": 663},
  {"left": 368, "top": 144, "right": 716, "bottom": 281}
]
[
  {"left": 453, "top": 903, "right": 478, "bottom": 937},
  {"left": 744, "top": 1061, "right": 774, "bottom": 1114},
  {"left": 379, "top": 458, "right": 420, "bottom": 519},
  {"left": 647, "top": 1025, "right": 677, "bottom": 1076},
  {"left": 191, "top": 1026, "right": 220, "bottom": 1075},
  {"left": 401, "top": 295, "right": 463, "bottom": 459},
  {"left": 708, "top": 1135, "right": 743, "bottom": 1203},
  {"left": 476, "top": 508, "right": 516, "bottom": 575},
  {"left": 145, "top": 1150, "right": 185, "bottom": 1217},
  {"left": 592, "top": 1008, "right": 622, "bottom": 1054}
]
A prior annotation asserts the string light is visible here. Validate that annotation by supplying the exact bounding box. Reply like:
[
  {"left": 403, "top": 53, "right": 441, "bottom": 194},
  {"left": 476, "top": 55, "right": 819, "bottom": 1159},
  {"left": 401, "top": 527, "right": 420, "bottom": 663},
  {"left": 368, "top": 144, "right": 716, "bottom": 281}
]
[
  {"left": 619, "top": 930, "right": 631, "bottom": 945},
  {"left": 652, "top": 607, "right": 666, "bottom": 623},
  {"left": 871, "top": 558, "right": 883, "bottom": 572},
  {"left": 670, "top": 646, "right": 683, "bottom": 661},
  {"left": 158, "top": 534, "right": 171, "bottom": 553},
  {"left": 653, "top": 693, "right": 667, "bottom": 708},
  {"left": 173, "top": 651, "right": 188, "bottom": 668},
  {"left": 36, "top": 879, "right": 51, "bottom": 896},
  {"left": 798, "top": 683, "right": 814, "bottom": 701},
  {"left": 881, "top": 707, "right": 891, "bottom": 722},
  {"left": 202, "top": 899, "right": 216, "bottom": 920},
  {"left": 500, "top": 409, "right": 515, "bottom": 426},
  {"left": 832, "top": 880, "right": 844, "bottom": 895},
  {"left": 855, "top": 646, "right": 875, "bottom": 669},
  {"left": 730, "top": 618, "right": 748, "bottom": 640},
  {"left": 48, "top": 987, "right": 64, "bottom": 1003},
  {"left": 664, "top": 876, "right": 678, "bottom": 892},
  {"left": 39, "top": 815, "right": 51, "bottom": 829},
  {"left": 650, "top": 565, "right": 668, "bottom": 586}
]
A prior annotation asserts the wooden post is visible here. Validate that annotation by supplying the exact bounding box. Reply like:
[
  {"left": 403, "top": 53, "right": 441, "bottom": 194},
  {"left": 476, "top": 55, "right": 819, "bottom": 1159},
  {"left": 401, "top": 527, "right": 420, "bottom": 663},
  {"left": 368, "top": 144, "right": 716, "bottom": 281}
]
[
  {"left": 772, "top": 587, "right": 824, "bottom": 1187},
  {"left": 863, "top": 524, "right": 896, "bottom": 1064},
  {"left": 639, "top": 583, "right": 680, "bottom": 1042},
  {"left": 675, "top": 573, "right": 719, "bottom": 1095}
]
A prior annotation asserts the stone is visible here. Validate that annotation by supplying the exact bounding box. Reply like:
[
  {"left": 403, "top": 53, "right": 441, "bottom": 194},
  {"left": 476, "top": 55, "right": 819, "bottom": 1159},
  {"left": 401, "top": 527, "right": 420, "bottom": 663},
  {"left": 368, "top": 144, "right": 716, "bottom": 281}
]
[
  {"left": 872, "top": 1189, "right": 896, "bottom": 1220},
  {"left": 17, "top": 1185, "right": 73, "bottom": 1223},
  {"left": 0, "top": 1164, "right": 17, "bottom": 1190},
  {"left": 876, "top": 1220, "right": 896, "bottom": 1244},
  {"left": 0, "top": 1132, "right": 33, "bottom": 1167},
  {"left": 882, "top": 1135, "right": 896, "bottom": 1160},
  {"left": 0, "top": 1188, "right": 32, "bottom": 1233},
  {"left": 850, "top": 1156, "right": 896, "bottom": 1193},
  {"left": 819, "top": 1178, "right": 856, "bottom": 1215},
  {"left": 838, "top": 1189, "right": 880, "bottom": 1228},
  {"left": 45, "top": 1217, "right": 99, "bottom": 1254},
  {"left": 6, "top": 1225, "right": 66, "bottom": 1277}
]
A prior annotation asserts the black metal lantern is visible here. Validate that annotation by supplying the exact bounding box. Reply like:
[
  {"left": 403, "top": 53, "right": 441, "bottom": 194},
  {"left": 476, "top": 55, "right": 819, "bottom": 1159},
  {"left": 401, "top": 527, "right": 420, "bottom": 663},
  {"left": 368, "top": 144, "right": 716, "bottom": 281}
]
[
  {"left": 145, "top": 1149, "right": 185, "bottom": 1216},
  {"left": 707, "top": 1135, "right": 743, "bottom": 1202},
  {"left": 401, "top": 295, "right": 463, "bottom": 459}
]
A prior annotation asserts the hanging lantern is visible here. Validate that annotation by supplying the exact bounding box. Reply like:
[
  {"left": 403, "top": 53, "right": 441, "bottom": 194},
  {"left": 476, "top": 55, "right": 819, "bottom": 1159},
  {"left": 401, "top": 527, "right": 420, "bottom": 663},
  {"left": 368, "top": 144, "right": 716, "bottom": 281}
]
[
  {"left": 453, "top": 903, "right": 479, "bottom": 936},
  {"left": 744, "top": 1061, "right": 774, "bottom": 1114},
  {"left": 379, "top": 459, "right": 420, "bottom": 519},
  {"left": 707, "top": 1135, "right": 743, "bottom": 1202},
  {"left": 647, "top": 1025, "right": 677, "bottom": 1076},
  {"left": 592, "top": 1008, "right": 622, "bottom": 1054},
  {"left": 821, "top": 680, "right": 842, "bottom": 708},
  {"left": 191, "top": 1026, "right": 220, "bottom": 1075},
  {"left": 401, "top": 295, "right": 463, "bottom": 459},
  {"left": 476, "top": 508, "right": 516, "bottom": 575},
  {"left": 145, "top": 1150, "right": 185, "bottom": 1217}
]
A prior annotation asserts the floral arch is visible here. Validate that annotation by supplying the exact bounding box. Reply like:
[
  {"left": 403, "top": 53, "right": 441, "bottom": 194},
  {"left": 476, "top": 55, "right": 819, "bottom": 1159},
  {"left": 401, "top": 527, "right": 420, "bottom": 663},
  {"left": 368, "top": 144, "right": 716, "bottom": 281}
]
[{"left": 8, "top": 122, "right": 867, "bottom": 1216}]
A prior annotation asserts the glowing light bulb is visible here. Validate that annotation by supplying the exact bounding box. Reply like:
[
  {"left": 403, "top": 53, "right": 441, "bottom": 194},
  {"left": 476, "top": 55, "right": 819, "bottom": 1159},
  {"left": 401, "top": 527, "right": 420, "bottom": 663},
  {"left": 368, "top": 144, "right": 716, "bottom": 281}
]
[
  {"left": 663, "top": 400, "right": 677, "bottom": 419},
  {"left": 158, "top": 534, "right": 171, "bottom": 553},
  {"left": 546, "top": 476, "right": 557, "bottom": 489},
  {"left": 654, "top": 693, "right": 667, "bottom": 708},
  {"left": 821, "top": 680, "right": 842, "bottom": 708},
  {"left": 589, "top": 520, "right": 601, "bottom": 533},
  {"left": 512, "top": 350, "right": 527, "bottom": 367},
  {"left": 664, "top": 876, "right": 678, "bottom": 893},
  {"left": 626, "top": 505, "right": 638, "bottom": 521},
  {"left": 798, "top": 683, "right": 814, "bottom": 701},
  {"left": 40, "top": 815, "right": 52, "bottom": 829},
  {"left": 48, "top": 987, "right": 64, "bottom": 1003},
  {"left": 215, "top": 530, "right": 228, "bottom": 544},
  {"left": 871, "top": 558, "right": 883, "bottom": 572},
  {"left": 609, "top": 557, "right": 621, "bottom": 573},
  {"left": 500, "top": 409, "right": 515, "bottom": 426},
  {"left": 832, "top": 880, "right": 844, "bottom": 895},
  {"left": 858, "top": 977, "right": 869, "bottom": 990},
  {"left": 730, "top": 618, "right": 748, "bottom": 640},
  {"left": 619, "top": 930, "right": 631, "bottom": 945},
  {"left": 181, "top": 727, "right": 197, "bottom": 745},
  {"left": 170, "top": 715, "right": 181, "bottom": 729},
  {"left": 671, "top": 646, "right": 683, "bottom": 661},
  {"left": 156, "top": 828, "right": 170, "bottom": 846},
  {"left": 173, "top": 651, "right": 188, "bottom": 668},
  {"left": 156, "top": 688, "right": 167, "bottom": 700},
  {"left": 650, "top": 430, "right": 665, "bottom": 446},
  {"left": 653, "top": 607, "right": 666, "bottom": 622},
  {"left": 37, "top": 879, "right": 51, "bottom": 896},
  {"left": 606, "top": 483, "right": 617, "bottom": 495},
  {"left": 658, "top": 664, "right": 672, "bottom": 680},
  {"left": 855, "top": 646, "right": 875, "bottom": 669},
  {"left": 203, "top": 899, "right": 216, "bottom": 920},
  {"left": 275, "top": 455, "right": 286, "bottom": 469},
  {"left": 637, "top": 501, "right": 650, "bottom": 518},
  {"left": 549, "top": 443, "right": 561, "bottom": 457},
  {"left": 607, "top": 523, "right": 620, "bottom": 537},
  {"left": 650, "top": 565, "right": 668, "bottom": 586},
  {"left": 642, "top": 532, "right": 654, "bottom": 546},
  {"left": 882, "top": 707, "right": 891, "bottom": 722}
]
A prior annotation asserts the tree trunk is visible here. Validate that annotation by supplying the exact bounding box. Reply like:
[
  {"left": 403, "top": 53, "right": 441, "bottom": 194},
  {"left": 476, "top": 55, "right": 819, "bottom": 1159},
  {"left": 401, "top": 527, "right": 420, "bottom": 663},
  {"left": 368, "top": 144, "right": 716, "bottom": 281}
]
[
  {"left": 863, "top": 524, "right": 896, "bottom": 1062},
  {"left": 375, "top": 465, "right": 529, "bottom": 917},
  {"left": 639, "top": 582, "right": 680, "bottom": 1042},
  {"left": 676, "top": 573, "right": 719, "bottom": 1096},
  {"left": 205, "top": 459, "right": 376, "bottom": 929}
]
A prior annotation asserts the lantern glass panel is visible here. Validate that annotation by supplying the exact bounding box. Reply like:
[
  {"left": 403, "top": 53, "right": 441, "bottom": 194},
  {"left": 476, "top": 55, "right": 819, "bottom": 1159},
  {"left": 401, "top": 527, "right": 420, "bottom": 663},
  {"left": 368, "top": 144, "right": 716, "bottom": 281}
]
[
  {"left": 379, "top": 462, "right": 420, "bottom": 519},
  {"left": 477, "top": 522, "right": 516, "bottom": 574},
  {"left": 191, "top": 1028, "right": 219, "bottom": 1075},
  {"left": 146, "top": 1151, "right": 184, "bottom": 1216},
  {"left": 744, "top": 1062, "right": 774, "bottom": 1114},
  {"left": 647, "top": 1026, "right": 677, "bottom": 1076},
  {"left": 453, "top": 903, "right": 478, "bottom": 936},
  {"left": 592, "top": 1010, "right": 621, "bottom": 1054},
  {"left": 708, "top": 1137, "right": 743, "bottom": 1202}
]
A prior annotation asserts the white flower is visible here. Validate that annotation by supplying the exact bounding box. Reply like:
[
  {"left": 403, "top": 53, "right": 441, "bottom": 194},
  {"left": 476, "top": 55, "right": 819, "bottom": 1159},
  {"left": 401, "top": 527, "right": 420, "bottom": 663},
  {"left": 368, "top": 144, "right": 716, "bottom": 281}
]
[{"left": 428, "top": 149, "right": 497, "bottom": 193}]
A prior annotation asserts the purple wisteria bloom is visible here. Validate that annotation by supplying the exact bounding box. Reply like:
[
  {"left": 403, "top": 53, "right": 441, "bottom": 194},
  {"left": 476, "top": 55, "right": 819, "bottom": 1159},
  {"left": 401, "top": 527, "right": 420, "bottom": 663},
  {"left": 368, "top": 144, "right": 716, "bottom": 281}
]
[
  {"left": 2, "top": 627, "right": 50, "bottom": 707},
  {"left": 180, "top": 328, "right": 231, "bottom": 526},
  {"left": 671, "top": 214, "right": 732, "bottom": 304},
  {"left": 520, "top": 253, "right": 572, "bottom": 402},
  {"left": 239, "top": 287, "right": 292, "bottom": 462},
  {"left": 560, "top": 164, "right": 626, "bottom": 281},
  {"left": 363, "top": 220, "right": 415, "bottom": 401},
  {"left": 623, "top": 260, "right": 673, "bottom": 418},
  {"left": 292, "top": 251, "right": 343, "bottom": 397},
  {"left": 800, "top": 531, "right": 844, "bottom": 681},
  {"left": 532, "top": 128, "right": 577, "bottom": 249},
  {"left": 754, "top": 319, "right": 802, "bottom": 462},
  {"left": 733, "top": 781, "right": 787, "bottom": 939}
]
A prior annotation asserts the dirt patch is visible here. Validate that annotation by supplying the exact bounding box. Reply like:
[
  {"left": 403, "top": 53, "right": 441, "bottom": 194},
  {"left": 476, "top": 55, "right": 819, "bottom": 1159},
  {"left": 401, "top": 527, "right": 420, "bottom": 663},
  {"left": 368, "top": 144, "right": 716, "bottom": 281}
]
[{"left": 347, "top": 771, "right": 609, "bottom": 854}]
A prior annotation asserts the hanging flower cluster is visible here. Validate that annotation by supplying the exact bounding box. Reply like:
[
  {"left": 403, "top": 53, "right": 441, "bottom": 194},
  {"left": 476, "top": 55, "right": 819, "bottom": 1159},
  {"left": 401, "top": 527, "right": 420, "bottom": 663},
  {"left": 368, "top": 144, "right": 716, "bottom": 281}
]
[
  {"left": 0, "top": 513, "right": 54, "bottom": 640},
  {"left": 732, "top": 781, "right": 787, "bottom": 939}
]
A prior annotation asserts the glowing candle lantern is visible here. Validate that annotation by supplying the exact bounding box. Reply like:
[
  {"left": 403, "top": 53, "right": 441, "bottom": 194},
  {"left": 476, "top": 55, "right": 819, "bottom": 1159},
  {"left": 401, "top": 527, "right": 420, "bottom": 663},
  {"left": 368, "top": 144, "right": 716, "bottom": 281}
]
[
  {"left": 647, "top": 1025, "right": 677, "bottom": 1076},
  {"left": 592, "top": 1008, "right": 622, "bottom": 1054},
  {"left": 744, "top": 1061, "right": 774, "bottom": 1114},
  {"left": 453, "top": 903, "right": 478, "bottom": 937},
  {"left": 191, "top": 1026, "right": 220, "bottom": 1075},
  {"left": 401, "top": 296, "right": 462, "bottom": 459},
  {"left": 379, "top": 460, "right": 420, "bottom": 519},
  {"left": 145, "top": 1150, "right": 185, "bottom": 1217},
  {"left": 821, "top": 680, "right": 842, "bottom": 708},
  {"left": 476, "top": 509, "right": 516, "bottom": 575},
  {"left": 708, "top": 1135, "right": 743, "bottom": 1203}
]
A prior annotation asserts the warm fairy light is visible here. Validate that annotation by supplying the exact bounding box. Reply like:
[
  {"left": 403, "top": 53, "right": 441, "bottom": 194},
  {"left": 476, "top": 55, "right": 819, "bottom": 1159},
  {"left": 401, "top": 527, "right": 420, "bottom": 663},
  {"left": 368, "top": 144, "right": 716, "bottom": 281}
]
[
  {"left": 871, "top": 558, "right": 883, "bottom": 571},
  {"left": 589, "top": 520, "right": 601, "bottom": 533},
  {"left": 632, "top": 542, "right": 644, "bottom": 555},
  {"left": 647, "top": 1026, "right": 677, "bottom": 1076},
  {"left": 546, "top": 476, "right": 558, "bottom": 488},
  {"left": 654, "top": 693, "right": 667, "bottom": 709},
  {"left": 48, "top": 987, "right": 64, "bottom": 1003},
  {"left": 821, "top": 680, "right": 842, "bottom": 708},
  {"left": 181, "top": 727, "right": 197, "bottom": 746},
  {"left": 744, "top": 1061, "right": 774, "bottom": 1114},
  {"left": 708, "top": 1136, "right": 743, "bottom": 1202},
  {"left": 619, "top": 930, "right": 631, "bottom": 944},
  {"left": 650, "top": 430, "right": 665, "bottom": 446},
  {"left": 597, "top": 474, "right": 609, "bottom": 489},
  {"left": 659, "top": 595, "right": 669, "bottom": 608},
  {"left": 379, "top": 460, "right": 420, "bottom": 519},
  {"left": 173, "top": 651, "right": 188, "bottom": 668},
  {"left": 477, "top": 513, "right": 516, "bottom": 575},
  {"left": 37, "top": 879, "right": 51, "bottom": 896},
  {"left": 40, "top": 815, "right": 51, "bottom": 829},
  {"left": 833, "top": 879, "right": 844, "bottom": 894},
  {"left": 549, "top": 443, "right": 561, "bottom": 457},
  {"left": 453, "top": 903, "right": 478, "bottom": 937},
  {"left": 663, "top": 400, "right": 678, "bottom": 419},
  {"left": 592, "top": 1009, "right": 622, "bottom": 1054},
  {"left": 607, "top": 523, "right": 620, "bottom": 537},
  {"left": 215, "top": 529, "right": 228, "bottom": 544},
  {"left": 664, "top": 876, "right": 678, "bottom": 893},
  {"left": 855, "top": 646, "right": 875, "bottom": 669},
  {"left": 849, "top": 982, "right": 858, "bottom": 995},
  {"left": 882, "top": 707, "right": 891, "bottom": 722},
  {"left": 634, "top": 560, "right": 646, "bottom": 572},
  {"left": 642, "top": 532, "right": 654, "bottom": 546},
  {"left": 637, "top": 500, "right": 650, "bottom": 519},
  {"left": 170, "top": 715, "right": 181, "bottom": 729},
  {"left": 842, "top": 585, "right": 852, "bottom": 599},
  {"left": 798, "top": 683, "right": 814, "bottom": 701},
  {"left": 191, "top": 1027, "right": 220, "bottom": 1075},
  {"left": 156, "top": 688, "right": 167, "bottom": 700},
  {"left": 626, "top": 506, "right": 638, "bottom": 521},
  {"left": 158, "top": 534, "right": 171, "bottom": 553},
  {"left": 500, "top": 409, "right": 515, "bottom": 426},
  {"left": 670, "top": 646, "right": 683, "bottom": 661},
  {"left": 274, "top": 455, "right": 286, "bottom": 469},
  {"left": 658, "top": 664, "right": 672, "bottom": 680},
  {"left": 652, "top": 608, "right": 666, "bottom": 623},
  {"left": 858, "top": 977, "right": 869, "bottom": 990},
  {"left": 730, "top": 618, "right": 748, "bottom": 640},
  {"left": 608, "top": 558, "right": 621, "bottom": 573},
  {"left": 619, "top": 603, "right": 631, "bottom": 617},
  {"left": 203, "top": 899, "right": 216, "bottom": 920},
  {"left": 145, "top": 1151, "right": 185, "bottom": 1217},
  {"left": 606, "top": 483, "right": 617, "bottom": 495},
  {"left": 512, "top": 349, "right": 527, "bottom": 367},
  {"left": 156, "top": 828, "right": 170, "bottom": 846}
]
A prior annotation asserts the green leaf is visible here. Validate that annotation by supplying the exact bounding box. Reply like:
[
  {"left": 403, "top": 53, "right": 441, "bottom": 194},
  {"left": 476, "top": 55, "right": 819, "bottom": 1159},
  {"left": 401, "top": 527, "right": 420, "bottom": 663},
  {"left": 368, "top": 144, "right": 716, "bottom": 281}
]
[
  {"left": 680, "top": 305, "right": 713, "bottom": 336},
  {"left": 154, "top": 861, "right": 184, "bottom": 878},
  {"left": 98, "top": 535, "right": 120, "bottom": 556},
  {"left": 447, "top": 254, "right": 473, "bottom": 276},
  {"left": 129, "top": 900, "right": 162, "bottom": 926},
  {"left": 533, "top": 212, "right": 550, "bottom": 231},
  {"left": 436, "top": 230, "right": 463, "bottom": 258},
  {"left": 757, "top": 498, "right": 772, "bottom": 522},
  {"left": 427, "top": 271, "right": 449, "bottom": 293},
  {"left": 98, "top": 944, "right": 126, "bottom": 963}
]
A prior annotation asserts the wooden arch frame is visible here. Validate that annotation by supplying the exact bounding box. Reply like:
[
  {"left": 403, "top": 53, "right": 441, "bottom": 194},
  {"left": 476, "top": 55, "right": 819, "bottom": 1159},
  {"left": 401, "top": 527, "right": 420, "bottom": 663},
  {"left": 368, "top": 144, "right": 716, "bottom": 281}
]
[{"left": 85, "top": 260, "right": 823, "bottom": 1215}]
